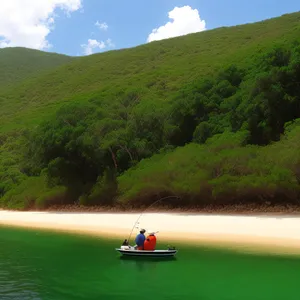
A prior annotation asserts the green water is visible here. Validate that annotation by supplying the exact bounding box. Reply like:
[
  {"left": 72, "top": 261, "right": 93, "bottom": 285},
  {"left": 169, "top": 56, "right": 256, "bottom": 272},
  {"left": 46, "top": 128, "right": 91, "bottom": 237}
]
[{"left": 1, "top": 226, "right": 300, "bottom": 300}]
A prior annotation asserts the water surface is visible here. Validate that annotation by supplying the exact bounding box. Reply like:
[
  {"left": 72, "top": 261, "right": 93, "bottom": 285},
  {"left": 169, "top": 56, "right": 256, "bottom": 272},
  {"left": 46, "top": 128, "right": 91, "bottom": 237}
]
[{"left": 1, "top": 225, "right": 300, "bottom": 299}]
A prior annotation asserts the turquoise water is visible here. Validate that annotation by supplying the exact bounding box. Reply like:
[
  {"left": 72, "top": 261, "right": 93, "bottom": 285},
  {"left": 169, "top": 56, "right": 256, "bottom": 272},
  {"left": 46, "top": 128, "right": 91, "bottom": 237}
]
[{"left": 1, "top": 225, "right": 300, "bottom": 299}]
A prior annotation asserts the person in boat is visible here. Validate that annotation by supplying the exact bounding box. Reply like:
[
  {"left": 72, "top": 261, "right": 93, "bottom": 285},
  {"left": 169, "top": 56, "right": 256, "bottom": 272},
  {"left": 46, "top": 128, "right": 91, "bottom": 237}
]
[
  {"left": 135, "top": 228, "right": 146, "bottom": 250},
  {"left": 143, "top": 230, "right": 157, "bottom": 251}
]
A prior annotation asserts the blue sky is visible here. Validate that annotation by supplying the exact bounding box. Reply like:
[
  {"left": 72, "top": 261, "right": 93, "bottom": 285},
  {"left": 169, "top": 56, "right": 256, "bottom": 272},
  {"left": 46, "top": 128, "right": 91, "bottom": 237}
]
[{"left": 0, "top": 0, "right": 299, "bottom": 56}]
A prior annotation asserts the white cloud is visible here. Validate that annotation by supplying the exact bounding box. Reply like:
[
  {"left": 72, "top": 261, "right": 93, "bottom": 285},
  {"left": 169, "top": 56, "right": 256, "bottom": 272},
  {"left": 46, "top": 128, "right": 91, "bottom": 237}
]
[
  {"left": 81, "top": 38, "right": 114, "bottom": 55},
  {"left": 0, "top": 0, "right": 82, "bottom": 50},
  {"left": 95, "top": 21, "right": 108, "bottom": 31},
  {"left": 106, "top": 38, "right": 115, "bottom": 48},
  {"left": 81, "top": 39, "right": 105, "bottom": 55},
  {"left": 147, "top": 6, "right": 206, "bottom": 43}
]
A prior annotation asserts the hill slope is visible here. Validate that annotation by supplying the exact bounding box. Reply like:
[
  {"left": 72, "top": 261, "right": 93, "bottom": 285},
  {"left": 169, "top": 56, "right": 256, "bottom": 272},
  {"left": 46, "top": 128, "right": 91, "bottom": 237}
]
[
  {"left": 1, "top": 12, "right": 300, "bottom": 132},
  {"left": 0, "top": 47, "right": 72, "bottom": 91},
  {"left": 1, "top": 11, "right": 300, "bottom": 210}
]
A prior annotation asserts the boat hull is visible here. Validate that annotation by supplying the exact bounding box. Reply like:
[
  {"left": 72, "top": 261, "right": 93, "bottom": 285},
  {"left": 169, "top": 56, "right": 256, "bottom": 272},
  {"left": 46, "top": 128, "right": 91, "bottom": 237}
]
[{"left": 116, "top": 248, "right": 177, "bottom": 257}]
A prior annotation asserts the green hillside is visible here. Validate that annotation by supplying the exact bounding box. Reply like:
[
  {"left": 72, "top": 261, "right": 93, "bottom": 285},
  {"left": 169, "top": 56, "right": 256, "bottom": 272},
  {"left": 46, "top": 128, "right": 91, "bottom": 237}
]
[
  {"left": 0, "top": 47, "right": 72, "bottom": 91},
  {"left": 1, "top": 12, "right": 300, "bottom": 132},
  {"left": 1, "top": 12, "right": 300, "bottom": 210}
]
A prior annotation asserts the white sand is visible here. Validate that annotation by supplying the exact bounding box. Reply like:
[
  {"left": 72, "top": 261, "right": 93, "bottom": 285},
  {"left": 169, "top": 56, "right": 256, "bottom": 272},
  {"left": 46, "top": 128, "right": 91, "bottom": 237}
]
[{"left": 1, "top": 210, "right": 300, "bottom": 255}]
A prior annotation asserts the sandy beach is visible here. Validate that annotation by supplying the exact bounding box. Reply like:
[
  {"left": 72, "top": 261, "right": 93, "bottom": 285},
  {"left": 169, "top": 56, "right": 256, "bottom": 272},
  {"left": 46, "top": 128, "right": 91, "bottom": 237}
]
[{"left": 1, "top": 210, "right": 300, "bottom": 255}]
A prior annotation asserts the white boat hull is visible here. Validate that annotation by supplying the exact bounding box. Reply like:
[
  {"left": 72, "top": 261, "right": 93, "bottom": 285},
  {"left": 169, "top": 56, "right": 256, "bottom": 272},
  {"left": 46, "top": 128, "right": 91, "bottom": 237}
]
[{"left": 116, "top": 247, "right": 177, "bottom": 257}]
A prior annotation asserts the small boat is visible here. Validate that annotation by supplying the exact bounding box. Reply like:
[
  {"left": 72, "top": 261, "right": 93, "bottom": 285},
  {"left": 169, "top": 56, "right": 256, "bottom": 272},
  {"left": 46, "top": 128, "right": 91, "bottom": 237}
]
[
  {"left": 116, "top": 246, "right": 177, "bottom": 257},
  {"left": 116, "top": 197, "right": 180, "bottom": 259}
]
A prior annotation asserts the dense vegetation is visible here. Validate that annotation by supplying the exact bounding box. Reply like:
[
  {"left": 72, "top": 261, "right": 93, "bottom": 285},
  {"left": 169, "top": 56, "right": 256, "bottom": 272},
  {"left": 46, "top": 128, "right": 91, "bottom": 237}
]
[{"left": 1, "top": 12, "right": 300, "bottom": 210}]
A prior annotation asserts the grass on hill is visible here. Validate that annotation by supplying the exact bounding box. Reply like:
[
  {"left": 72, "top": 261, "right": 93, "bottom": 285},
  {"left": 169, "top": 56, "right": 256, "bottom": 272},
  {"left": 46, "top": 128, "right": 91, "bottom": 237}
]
[{"left": 0, "top": 47, "right": 73, "bottom": 92}]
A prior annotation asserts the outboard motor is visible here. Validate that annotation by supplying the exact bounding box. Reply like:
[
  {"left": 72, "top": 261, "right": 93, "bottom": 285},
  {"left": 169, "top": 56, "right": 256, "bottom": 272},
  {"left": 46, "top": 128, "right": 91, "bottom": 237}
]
[
  {"left": 122, "top": 239, "right": 129, "bottom": 246},
  {"left": 121, "top": 239, "right": 131, "bottom": 250}
]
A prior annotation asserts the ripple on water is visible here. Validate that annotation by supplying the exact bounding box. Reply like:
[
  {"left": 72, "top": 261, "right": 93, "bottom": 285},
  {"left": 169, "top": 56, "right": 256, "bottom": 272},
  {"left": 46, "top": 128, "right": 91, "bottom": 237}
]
[{"left": 0, "top": 257, "right": 42, "bottom": 299}]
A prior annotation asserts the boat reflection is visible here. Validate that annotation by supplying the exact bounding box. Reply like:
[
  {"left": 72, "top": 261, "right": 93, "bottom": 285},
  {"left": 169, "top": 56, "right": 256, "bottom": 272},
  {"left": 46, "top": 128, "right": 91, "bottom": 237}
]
[{"left": 119, "top": 256, "right": 177, "bottom": 272}]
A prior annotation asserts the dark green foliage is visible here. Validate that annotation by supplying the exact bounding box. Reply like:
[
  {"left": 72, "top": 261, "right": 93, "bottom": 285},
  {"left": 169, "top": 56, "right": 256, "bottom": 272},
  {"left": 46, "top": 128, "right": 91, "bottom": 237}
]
[
  {"left": 118, "top": 128, "right": 300, "bottom": 206},
  {"left": 245, "top": 46, "right": 300, "bottom": 144},
  {"left": 23, "top": 102, "right": 106, "bottom": 201}
]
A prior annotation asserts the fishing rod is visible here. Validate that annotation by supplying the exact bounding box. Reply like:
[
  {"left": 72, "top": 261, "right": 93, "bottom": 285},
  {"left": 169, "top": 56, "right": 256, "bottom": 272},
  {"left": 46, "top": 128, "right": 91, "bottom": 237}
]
[{"left": 127, "top": 195, "right": 180, "bottom": 245}]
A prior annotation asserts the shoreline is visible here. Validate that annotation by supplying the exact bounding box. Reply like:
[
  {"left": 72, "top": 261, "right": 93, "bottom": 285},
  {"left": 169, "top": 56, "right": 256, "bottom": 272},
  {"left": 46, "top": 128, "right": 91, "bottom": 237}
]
[
  {"left": 6, "top": 203, "right": 300, "bottom": 216},
  {"left": 2, "top": 210, "right": 300, "bottom": 256}
]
